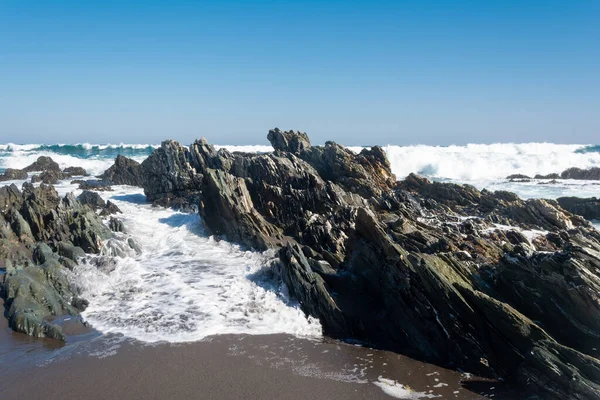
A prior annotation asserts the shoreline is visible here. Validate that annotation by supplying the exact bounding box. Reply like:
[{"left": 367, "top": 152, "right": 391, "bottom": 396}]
[{"left": 0, "top": 318, "right": 519, "bottom": 400}]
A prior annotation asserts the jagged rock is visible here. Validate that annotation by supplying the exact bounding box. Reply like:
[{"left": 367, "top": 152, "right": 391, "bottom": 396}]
[
  {"left": 557, "top": 197, "right": 600, "bottom": 220},
  {"left": 31, "top": 169, "right": 63, "bottom": 184},
  {"left": 267, "top": 127, "right": 311, "bottom": 154},
  {"left": 96, "top": 128, "right": 600, "bottom": 399},
  {"left": 62, "top": 166, "right": 88, "bottom": 177},
  {"left": 99, "top": 200, "right": 122, "bottom": 216},
  {"left": 0, "top": 182, "right": 116, "bottom": 340},
  {"left": 77, "top": 190, "right": 106, "bottom": 210},
  {"left": 23, "top": 156, "right": 60, "bottom": 173},
  {"left": 561, "top": 167, "right": 600, "bottom": 180},
  {"left": 0, "top": 184, "right": 22, "bottom": 211},
  {"left": 139, "top": 140, "right": 202, "bottom": 203},
  {"left": 100, "top": 155, "right": 143, "bottom": 186},
  {"left": 0, "top": 168, "right": 28, "bottom": 182}
]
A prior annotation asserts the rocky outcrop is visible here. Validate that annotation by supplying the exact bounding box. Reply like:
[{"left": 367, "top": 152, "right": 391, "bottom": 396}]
[
  {"left": 561, "top": 167, "right": 600, "bottom": 180},
  {"left": 77, "top": 190, "right": 106, "bottom": 209},
  {"left": 99, "top": 155, "right": 143, "bottom": 186},
  {"left": 100, "top": 128, "right": 600, "bottom": 399},
  {"left": 267, "top": 127, "right": 311, "bottom": 154},
  {"left": 534, "top": 173, "right": 560, "bottom": 179},
  {"left": 0, "top": 168, "right": 28, "bottom": 182},
  {"left": 507, "top": 167, "right": 600, "bottom": 181},
  {"left": 62, "top": 166, "right": 88, "bottom": 177},
  {"left": 23, "top": 156, "right": 61, "bottom": 173},
  {"left": 557, "top": 197, "right": 600, "bottom": 220},
  {"left": 0, "top": 157, "right": 87, "bottom": 185},
  {"left": 31, "top": 169, "right": 62, "bottom": 184},
  {"left": 1, "top": 183, "right": 113, "bottom": 340}
]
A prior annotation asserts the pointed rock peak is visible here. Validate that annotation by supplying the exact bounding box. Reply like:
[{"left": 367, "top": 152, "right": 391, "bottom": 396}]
[{"left": 267, "top": 128, "right": 311, "bottom": 154}]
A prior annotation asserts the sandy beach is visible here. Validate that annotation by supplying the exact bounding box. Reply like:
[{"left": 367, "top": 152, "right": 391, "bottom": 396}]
[{"left": 1, "top": 300, "right": 523, "bottom": 400}]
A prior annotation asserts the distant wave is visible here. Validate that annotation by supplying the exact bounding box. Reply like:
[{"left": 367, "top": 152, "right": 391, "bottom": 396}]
[
  {"left": 2, "top": 141, "right": 600, "bottom": 182},
  {"left": 377, "top": 142, "right": 600, "bottom": 181},
  {"left": 0, "top": 143, "right": 159, "bottom": 158},
  {"left": 576, "top": 145, "right": 600, "bottom": 154}
]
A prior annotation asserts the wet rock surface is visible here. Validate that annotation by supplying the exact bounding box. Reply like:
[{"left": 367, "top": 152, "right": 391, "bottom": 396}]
[{"left": 0, "top": 183, "right": 113, "bottom": 341}]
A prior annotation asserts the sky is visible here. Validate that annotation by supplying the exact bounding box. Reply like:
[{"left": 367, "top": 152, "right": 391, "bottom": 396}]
[{"left": 0, "top": 0, "right": 599, "bottom": 146}]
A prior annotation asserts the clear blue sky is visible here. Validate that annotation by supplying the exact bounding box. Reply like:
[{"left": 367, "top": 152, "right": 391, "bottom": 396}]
[{"left": 1, "top": 0, "right": 599, "bottom": 145}]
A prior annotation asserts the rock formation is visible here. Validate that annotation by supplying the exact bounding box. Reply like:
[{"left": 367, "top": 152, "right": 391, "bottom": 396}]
[
  {"left": 96, "top": 129, "right": 600, "bottom": 399},
  {"left": 0, "top": 183, "right": 114, "bottom": 340},
  {"left": 557, "top": 196, "right": 600, "bottom": 220}
]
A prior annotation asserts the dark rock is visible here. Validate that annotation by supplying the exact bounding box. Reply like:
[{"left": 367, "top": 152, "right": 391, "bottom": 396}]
[
  {"left": 534, "top": 173, "right": 560, "bottom": 179},
  {"left": 100, "top": 155, "right": 143, "bottom": 186},
  {"left": 557, "top": 197, "right": 600, "bottom": 220},
  {"left": 76, "top": 179, "right": 113, "bottom": 191},
  {"left": 99, "top": 200, "right": 122, "bottom": 216},
  {"left": 0, "top": 168, "right": 28, "bottom": 182},
  {"left": 139, "top": 140, "right": 202, "bottom": 203},
  {"left": 108, "top": 128, "right": 600, "bottom": 399},
  {"left": 71, "top": 297, "right": 89, "bottom": 312},
  {"left": 77, "top": 190, "right": 106, "bottom": 210},
  {"left": 62, "top": 166, "right": 88, "bottom": 177},
  {"left": 31, "top": 170, "right": 63, "bottom": 184},
  {"left": 561, "top": 167, "right": 600, "bottom": 180},
  {"left": 108, "top": 217, "right": 125, "bottom": 233},
  {"left": 23, "top": 156, "right": 60, "bottom": 173},
  {"left": 267, "top": 127, "right": 311, "bottom": 154},
  {"left": 506, "top": 174, "right": 531, "bottom": 180}
]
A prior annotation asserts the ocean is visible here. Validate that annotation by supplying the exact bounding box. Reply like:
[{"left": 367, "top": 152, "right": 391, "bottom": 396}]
[{"left": 1, "top": 141, "right": 599, "bottom": 399}]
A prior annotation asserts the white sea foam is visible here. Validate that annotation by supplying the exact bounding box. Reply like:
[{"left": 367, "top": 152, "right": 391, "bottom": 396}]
[
  {"left": 71, "top": 187, "right": 322, "bottom": 343},
  {"left": 376, "top": 142, "right": 599, "bottom": 181},
  {"left": 374, "top": 376, "right": 441, "bottom": 399},
  {"left": 0, "top": 152, "right": 124, "bottom": 176}
]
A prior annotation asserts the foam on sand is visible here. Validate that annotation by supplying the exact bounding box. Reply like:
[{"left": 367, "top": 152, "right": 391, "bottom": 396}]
[{"left": 374, "top": 376, "right": 441, "bottom": 399}]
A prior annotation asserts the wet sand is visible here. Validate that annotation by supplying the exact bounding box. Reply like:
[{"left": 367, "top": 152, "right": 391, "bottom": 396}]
[{"left": 0, "top": 311, "right": 528, "bottom": 400}]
